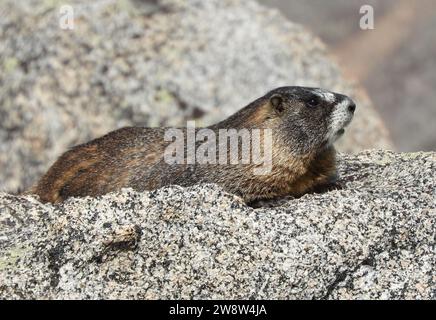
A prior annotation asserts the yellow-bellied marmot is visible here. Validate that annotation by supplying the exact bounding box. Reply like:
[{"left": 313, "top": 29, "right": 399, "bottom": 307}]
[{"left": 29, "top": 86, "right": 356, "bottom": 204}]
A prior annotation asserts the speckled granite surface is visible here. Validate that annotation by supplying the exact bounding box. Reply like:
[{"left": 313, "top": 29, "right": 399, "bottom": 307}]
[
  {"left": 0, "top": 0, "right": 392, "bottom": 193},
  {"left": 0, "top": 150, "right": 434, "bottom": 299}
]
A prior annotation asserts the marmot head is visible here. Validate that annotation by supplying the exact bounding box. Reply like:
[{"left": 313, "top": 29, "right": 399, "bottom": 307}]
[{"left": 264, "top": 86, "right": 356, "bottom": 154}]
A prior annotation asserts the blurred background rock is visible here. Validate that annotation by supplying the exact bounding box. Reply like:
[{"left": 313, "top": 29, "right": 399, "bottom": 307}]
[
  {"left": 261, "top": 0, "right": 436, "bottom": 152},
  {"left": 1, "top": 0, "right": 432, "bottom": 193}
]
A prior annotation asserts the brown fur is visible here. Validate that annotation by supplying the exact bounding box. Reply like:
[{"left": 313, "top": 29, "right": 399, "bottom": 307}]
[{"left": 29, "top": 87, "right": 349, "bottom": 204}]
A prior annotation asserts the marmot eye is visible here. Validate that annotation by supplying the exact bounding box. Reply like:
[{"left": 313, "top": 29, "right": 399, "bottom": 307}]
[{"left": 307, "top": 97, "right": 320, "bottom": 108}]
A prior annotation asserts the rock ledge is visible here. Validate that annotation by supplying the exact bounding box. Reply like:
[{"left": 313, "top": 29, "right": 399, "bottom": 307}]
[{"left": 0, "top": 150, "right": 434, "bottom": 299}]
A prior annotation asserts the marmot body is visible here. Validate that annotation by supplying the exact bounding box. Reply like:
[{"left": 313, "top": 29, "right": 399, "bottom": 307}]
[{"left": 30, "top": 87, "right": 356, "bottom": 204}]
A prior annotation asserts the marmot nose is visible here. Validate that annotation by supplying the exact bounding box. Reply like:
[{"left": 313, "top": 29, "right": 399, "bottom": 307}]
[{"left": 348, "top": 102, "right": 356, "bottom": 114}]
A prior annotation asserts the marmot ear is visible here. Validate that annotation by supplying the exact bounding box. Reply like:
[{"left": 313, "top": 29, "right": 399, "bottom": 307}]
[{"left": 270, "top": 94, "right": 284, "bottom": 113}]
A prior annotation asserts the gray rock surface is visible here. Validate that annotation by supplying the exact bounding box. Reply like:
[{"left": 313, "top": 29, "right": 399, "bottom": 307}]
[
  {"left": 261, "top": 0, "right": 436, "bottom": 152},
  {"left": 0, "top": 0, "right": 392, "bottom": 193},
  {"left": 0, "top": 150, "right": 434, "bottom": 299}
]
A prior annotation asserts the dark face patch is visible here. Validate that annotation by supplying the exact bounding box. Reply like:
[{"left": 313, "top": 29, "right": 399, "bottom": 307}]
[{"left": 266, "top": 86, "right": 339, "bottom": 154}]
